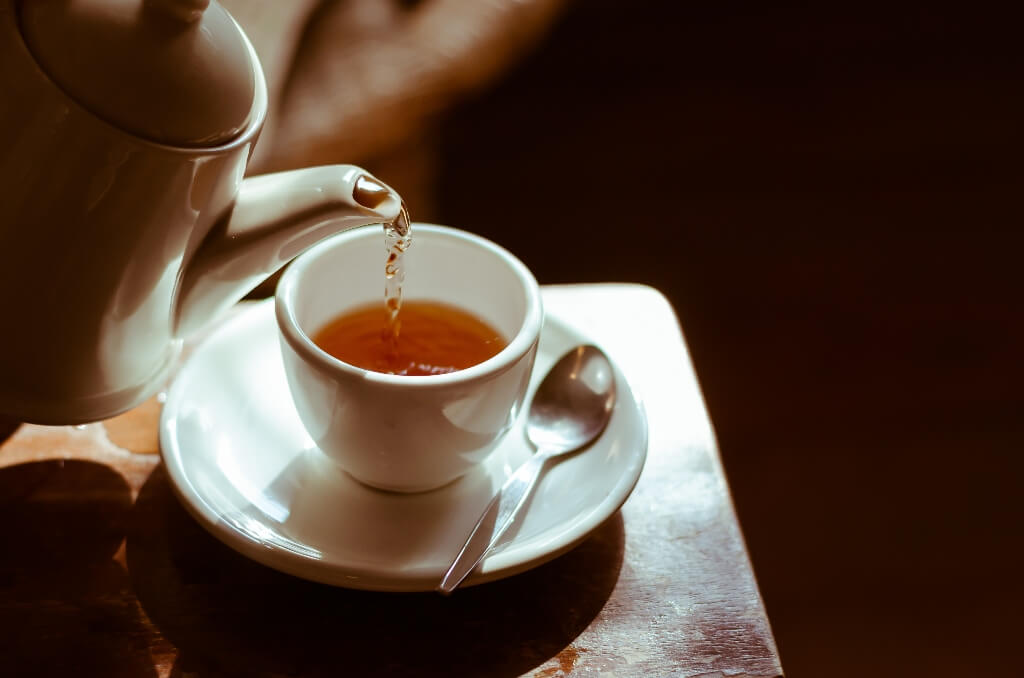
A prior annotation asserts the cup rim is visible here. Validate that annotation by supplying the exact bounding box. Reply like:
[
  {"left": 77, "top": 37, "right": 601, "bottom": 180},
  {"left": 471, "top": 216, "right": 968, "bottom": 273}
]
[{"left": 275, "top": 223, "right": 543, "bottom": 387}]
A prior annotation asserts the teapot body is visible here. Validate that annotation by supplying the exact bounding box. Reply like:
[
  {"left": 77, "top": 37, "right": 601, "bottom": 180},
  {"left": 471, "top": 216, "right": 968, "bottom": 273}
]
[{"left": 0, "top": 1, "right": 265, "bottom": 423}]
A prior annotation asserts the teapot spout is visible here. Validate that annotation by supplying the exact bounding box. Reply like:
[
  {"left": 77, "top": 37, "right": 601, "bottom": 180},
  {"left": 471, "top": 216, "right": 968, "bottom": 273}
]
[{"left": 174, "top": 164, "right": 401, "bottom": 337}]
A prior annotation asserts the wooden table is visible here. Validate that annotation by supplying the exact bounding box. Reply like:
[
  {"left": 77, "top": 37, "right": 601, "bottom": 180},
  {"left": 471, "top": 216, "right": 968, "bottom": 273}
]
[{"left": 0, "top": 284, "right": 782, "bottom": 677}]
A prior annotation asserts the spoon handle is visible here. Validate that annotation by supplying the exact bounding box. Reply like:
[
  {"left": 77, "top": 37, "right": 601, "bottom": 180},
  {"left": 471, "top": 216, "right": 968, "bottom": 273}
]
[{"left": 438, "top": 451, "right": 550, "bottom": 594}]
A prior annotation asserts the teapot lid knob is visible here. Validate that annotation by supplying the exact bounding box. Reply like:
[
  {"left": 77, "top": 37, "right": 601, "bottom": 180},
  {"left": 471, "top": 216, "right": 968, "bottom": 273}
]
[{"left": 19, "top": 0, "right": 258, "bottom": 147}]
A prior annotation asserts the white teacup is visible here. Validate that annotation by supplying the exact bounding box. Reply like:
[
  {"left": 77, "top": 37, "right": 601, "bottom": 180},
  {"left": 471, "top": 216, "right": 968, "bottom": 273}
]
[{"left": 276, "top": 224, "right": 543, "bottom": 492}]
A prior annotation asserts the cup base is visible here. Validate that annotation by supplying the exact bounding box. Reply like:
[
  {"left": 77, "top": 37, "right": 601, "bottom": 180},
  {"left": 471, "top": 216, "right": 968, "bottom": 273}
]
[{"left": 333, "top": 459, "right": 469, "bottom": 494}]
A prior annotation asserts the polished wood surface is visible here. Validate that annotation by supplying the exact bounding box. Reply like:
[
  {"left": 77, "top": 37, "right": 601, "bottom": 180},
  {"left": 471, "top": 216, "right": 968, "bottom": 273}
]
[{"left": 0, "top": 286, "right": 781, "bottom": 677}]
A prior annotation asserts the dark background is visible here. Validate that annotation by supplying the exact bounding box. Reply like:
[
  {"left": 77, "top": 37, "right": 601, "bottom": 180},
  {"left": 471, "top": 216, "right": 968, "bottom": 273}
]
[{"left": 432, "top": 0, "right": 1024, "bottom": 674}]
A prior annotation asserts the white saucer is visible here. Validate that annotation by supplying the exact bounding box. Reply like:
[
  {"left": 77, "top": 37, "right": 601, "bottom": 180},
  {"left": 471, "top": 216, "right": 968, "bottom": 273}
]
[{"left": 159, "top": 299, "right": 647, "bottom": 592}]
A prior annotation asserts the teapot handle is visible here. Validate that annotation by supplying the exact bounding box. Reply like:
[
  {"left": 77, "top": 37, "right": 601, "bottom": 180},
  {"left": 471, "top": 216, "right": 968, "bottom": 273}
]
[{"left": 173, "top": 164, "right": 401, "bottom": 337}]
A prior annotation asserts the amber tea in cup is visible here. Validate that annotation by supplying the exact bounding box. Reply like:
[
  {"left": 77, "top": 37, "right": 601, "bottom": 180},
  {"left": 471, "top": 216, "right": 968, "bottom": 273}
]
[{"left": 313, "top": 300, "right": 507, "bottom": 376}]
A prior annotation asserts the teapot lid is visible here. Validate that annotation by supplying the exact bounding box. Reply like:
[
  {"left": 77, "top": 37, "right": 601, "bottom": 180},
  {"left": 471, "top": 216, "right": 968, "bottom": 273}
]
[{"left": 19, "top": 0, "right": 257, "bottom": 147}]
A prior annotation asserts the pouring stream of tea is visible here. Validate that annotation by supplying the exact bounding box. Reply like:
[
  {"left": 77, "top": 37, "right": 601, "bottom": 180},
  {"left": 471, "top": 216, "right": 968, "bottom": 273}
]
[{"left": 383, "top": 202, "right": 412, "bottom": 352}]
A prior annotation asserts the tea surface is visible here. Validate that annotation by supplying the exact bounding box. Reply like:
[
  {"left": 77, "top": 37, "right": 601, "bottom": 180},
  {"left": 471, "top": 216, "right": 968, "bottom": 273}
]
[{"left": 313, "top": 301, "right": 506, "bottom": 376}]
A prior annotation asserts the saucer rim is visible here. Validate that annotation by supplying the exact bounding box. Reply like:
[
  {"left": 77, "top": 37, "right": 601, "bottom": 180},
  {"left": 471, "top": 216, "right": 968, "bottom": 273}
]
[{"left": 159, "top": 298, "right": 648, "bottom": 591}]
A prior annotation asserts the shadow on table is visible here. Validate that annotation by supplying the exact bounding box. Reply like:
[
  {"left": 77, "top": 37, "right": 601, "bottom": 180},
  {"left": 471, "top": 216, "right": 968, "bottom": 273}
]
[
  {"left": 127, "top": 465, "right": 624, "bottom": 678},
  {"left": 0, "top": 459, "right": 158, "bottom": 677}
]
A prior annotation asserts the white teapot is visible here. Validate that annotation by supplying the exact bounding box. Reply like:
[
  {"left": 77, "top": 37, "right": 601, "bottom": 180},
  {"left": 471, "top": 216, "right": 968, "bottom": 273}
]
[{"left": 0, "top": 0, "right": 404, "bottom": 424}]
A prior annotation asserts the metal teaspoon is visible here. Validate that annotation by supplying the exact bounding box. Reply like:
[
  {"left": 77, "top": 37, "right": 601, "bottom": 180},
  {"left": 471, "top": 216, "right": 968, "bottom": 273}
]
[{"left": 438, "top": 344, "right": 617, "bottom": 594}]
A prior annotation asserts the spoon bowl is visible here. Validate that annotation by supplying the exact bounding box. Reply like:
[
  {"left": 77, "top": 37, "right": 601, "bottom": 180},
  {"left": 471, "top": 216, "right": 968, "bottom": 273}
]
[{"left": 525, "top": 345, "right": 617, "bottom": 452}]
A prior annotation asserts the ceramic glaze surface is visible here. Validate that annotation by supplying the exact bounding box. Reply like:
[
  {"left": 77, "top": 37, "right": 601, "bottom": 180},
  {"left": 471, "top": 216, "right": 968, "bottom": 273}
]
[
  {"left": 0, "top": 1, "right": 260, "bottom": 422},
  {"left": 0, "top": 1, "right": 402, "bottom": 424},
  {"left": 276, "top": 225, "right": 544, "bottom": 492},
  {"left": 160, "top": 298, "right": 647, "bottom": 591},
  {"left": 19, "top": 0, "right": 256, "bottom": 146}
]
